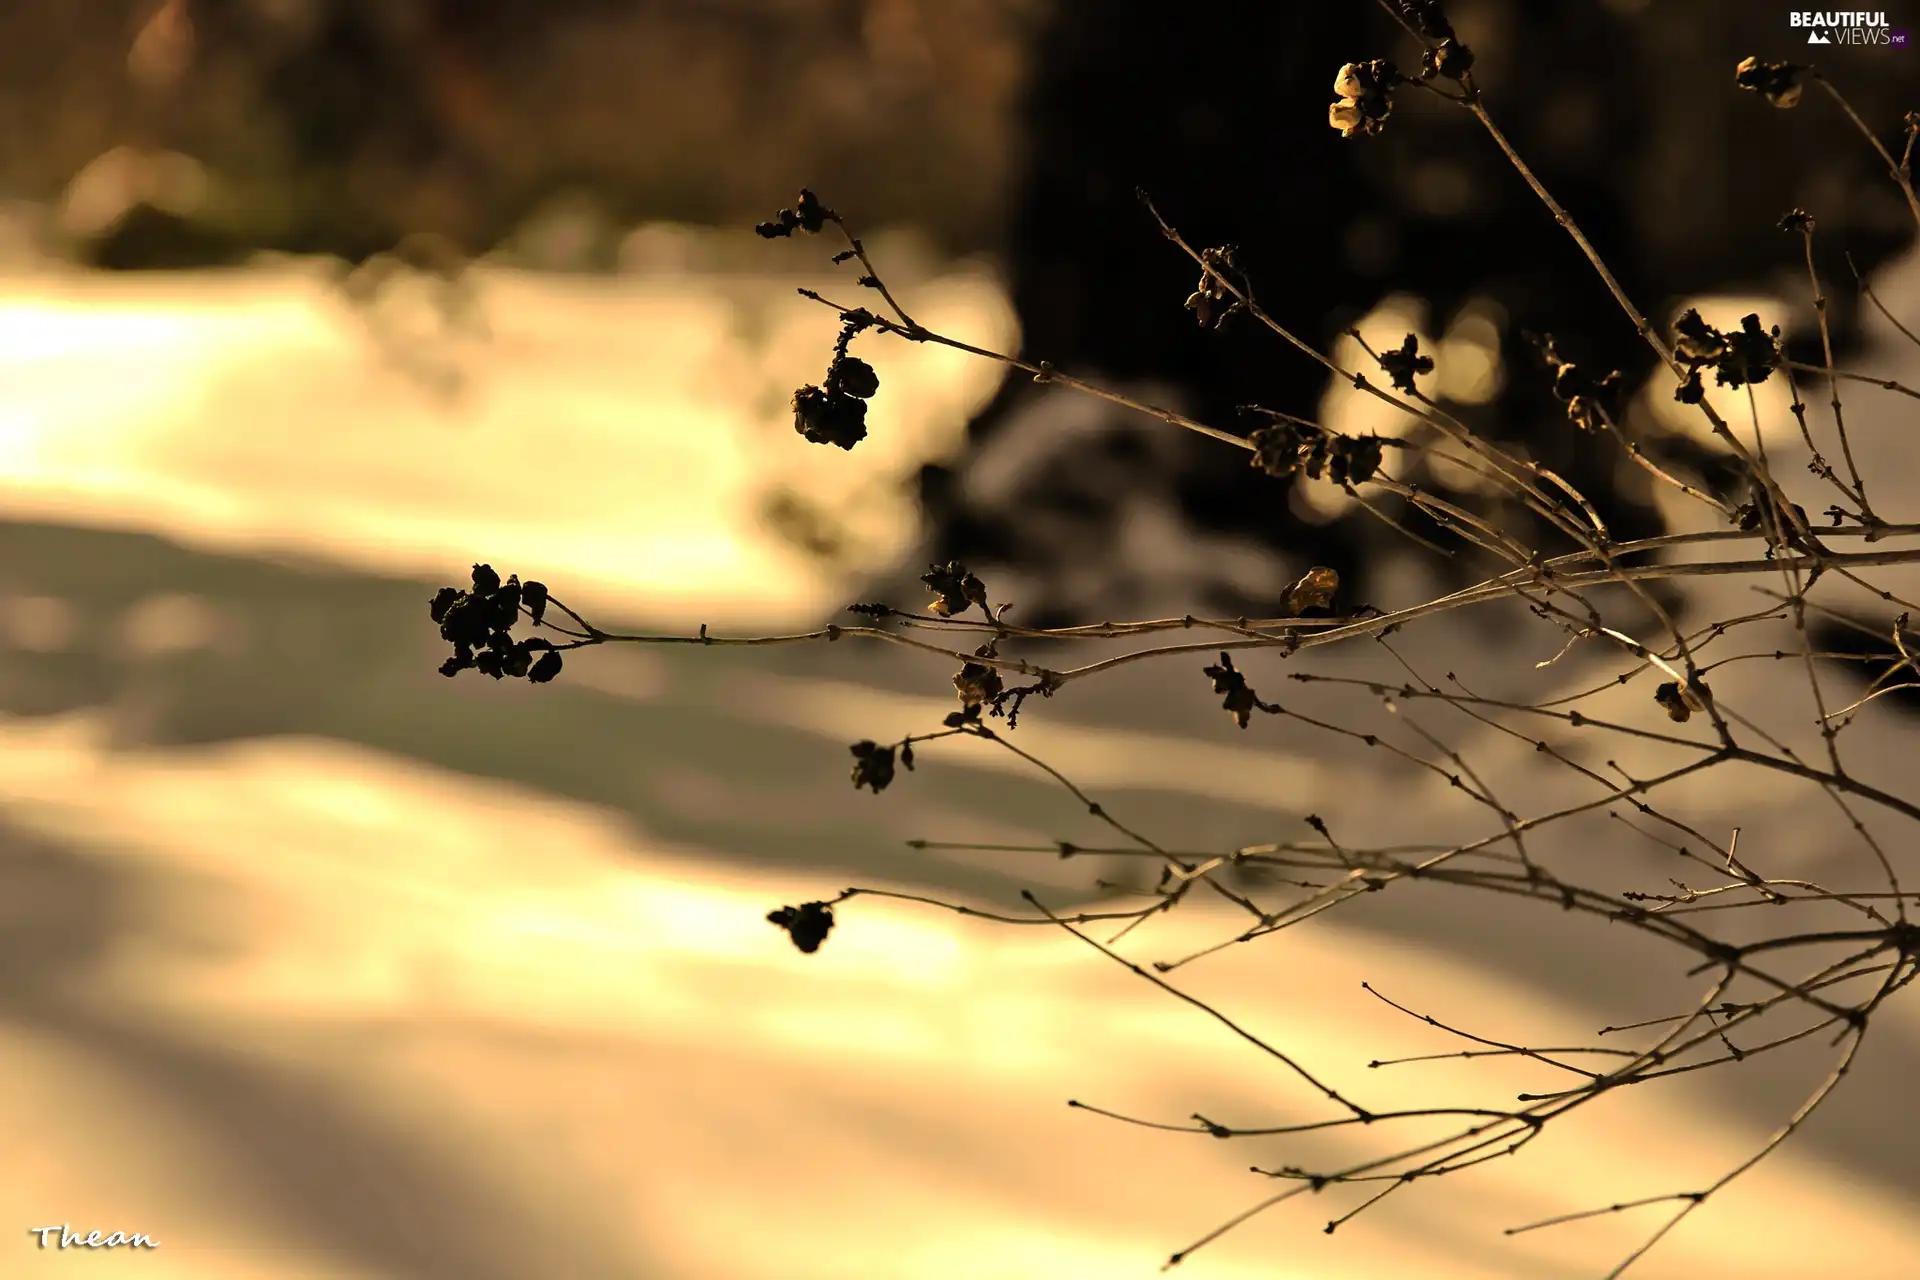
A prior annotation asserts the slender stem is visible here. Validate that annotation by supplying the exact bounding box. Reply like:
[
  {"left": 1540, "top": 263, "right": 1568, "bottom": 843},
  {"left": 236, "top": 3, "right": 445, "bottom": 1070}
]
[{"left": 1812, "top": 75, "right": 1920, "bottom": 231}]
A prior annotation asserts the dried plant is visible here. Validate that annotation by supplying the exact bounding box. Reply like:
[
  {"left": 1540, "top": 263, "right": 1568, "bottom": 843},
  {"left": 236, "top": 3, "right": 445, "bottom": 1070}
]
[{"left": 429, "top": 4, "right": 1920, "bottom": 1272}]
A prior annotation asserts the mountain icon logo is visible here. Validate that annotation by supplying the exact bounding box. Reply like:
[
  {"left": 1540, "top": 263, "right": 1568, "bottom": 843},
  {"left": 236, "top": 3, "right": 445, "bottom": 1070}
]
[{"left": 1807, "top": 28, "right": 1831, "bottom": 43}]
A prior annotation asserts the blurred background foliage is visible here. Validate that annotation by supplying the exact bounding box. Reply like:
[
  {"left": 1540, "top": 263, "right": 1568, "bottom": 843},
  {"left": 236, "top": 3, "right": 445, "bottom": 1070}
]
[{"left": 0, "top": 0, "right": 1033, "bottom": 268}]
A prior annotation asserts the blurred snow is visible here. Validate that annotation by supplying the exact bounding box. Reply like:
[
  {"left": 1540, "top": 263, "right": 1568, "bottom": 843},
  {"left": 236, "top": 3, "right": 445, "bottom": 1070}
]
[
  {"left": 2, "top": 716, "right": 1918, "bottom": 1279},
  {"left": 0, "top": 236, "right": 1013, "bottom": 630},
  {"left": 0, "top": 240, "right": 1917, "bottom": 1277}
]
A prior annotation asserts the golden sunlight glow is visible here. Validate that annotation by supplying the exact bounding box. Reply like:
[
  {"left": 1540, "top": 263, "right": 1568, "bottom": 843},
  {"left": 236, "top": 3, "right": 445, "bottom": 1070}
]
[
  {"left": 1, "top": 715, "right": 1918, "bottom": 1277},
  {"left": 0, "top": 246, "right": 1013, "bottom": 629}
]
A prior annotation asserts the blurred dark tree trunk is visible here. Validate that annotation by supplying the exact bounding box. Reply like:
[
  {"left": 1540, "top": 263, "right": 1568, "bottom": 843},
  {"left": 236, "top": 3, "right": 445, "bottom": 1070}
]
[{"left": 913, "top": 0, "right": 1915, "bottom": 624}]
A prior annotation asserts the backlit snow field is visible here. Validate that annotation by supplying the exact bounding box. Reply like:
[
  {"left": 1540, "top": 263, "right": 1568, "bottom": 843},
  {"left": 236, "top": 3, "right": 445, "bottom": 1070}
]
[{"left": 2, "top": 239, "right": 1919, "bottom": 1278}]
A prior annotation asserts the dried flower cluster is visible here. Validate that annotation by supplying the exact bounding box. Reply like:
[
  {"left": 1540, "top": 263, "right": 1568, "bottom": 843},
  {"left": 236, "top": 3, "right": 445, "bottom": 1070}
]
[
  {"left": 1329, "top": 59, "right": 1400, "bottom": 138},
  {"left": 1330, "top": 4, "right": 1476, "bottom": 140},
  {"left": 1201, "top": 652, "right": 1280, "bottom": 729},
  {"left": 953, "top": 656, "right": 1005, "bottom": 710},
  {"left": 767, "top": 901, "right": 836, "bottom": 953},
  {"left": 1184, "top": 245, "right": 1245, "bottom": 329},
  {"left": 1670, "top": 308, "right": 1782, "bottom": 404},
  {"left": 1375, "top": 332, "right": 1435, "bottom": 394},
  {"left": 754, "top": 187, "right": 835, "bottom": 238},
  {"left": 1653, "top": 677, "right": 1713, "bottom": 723},
  {"left": 849, "top": 739, "right": 899, "bottom": 793},
  {"left": 920, "top": 560, "right": 991, "bottom": 618},
  {"left": 1735, "top": 56, "right": 1807, "bottom": 110},
  {"left": 430, "top": 563, "right": 562, "bottom": 682},
  {"left": 792, "top": 309, "right": 883, "bottom": 449},
  {"left": 1248, "top": 420, "right": 1388, "bottom": 486},
  {"left": 758, "top": 189, "right": 900, "bottom": 451},
  {"left": 1529, "top": 331, "right": 1626, "bottom": 432}
]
